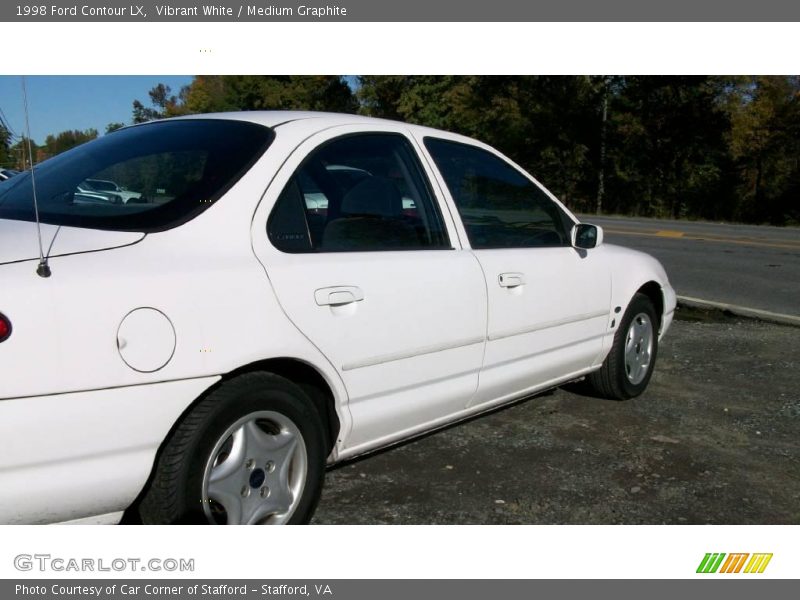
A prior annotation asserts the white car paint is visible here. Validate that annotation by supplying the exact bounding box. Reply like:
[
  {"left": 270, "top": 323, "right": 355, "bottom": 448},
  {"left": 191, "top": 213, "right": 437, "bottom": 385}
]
[
  {"left": 0, "top": 378, "right": 218, "bottom": 524},
  {"left": 0, "top": 111, "right": 676, "bottom": 524},
  {"left": 465, "top": 245, "right": 612, "bottom": 407},
  {"left": 0, "top": 219, "right": 144, "bottom": 265}
]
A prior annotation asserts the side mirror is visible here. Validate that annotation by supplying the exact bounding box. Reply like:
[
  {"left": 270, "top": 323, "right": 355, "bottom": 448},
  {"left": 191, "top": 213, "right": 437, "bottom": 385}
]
[{"left": 571, "top": 223, "right": 604, "bottom": 249}]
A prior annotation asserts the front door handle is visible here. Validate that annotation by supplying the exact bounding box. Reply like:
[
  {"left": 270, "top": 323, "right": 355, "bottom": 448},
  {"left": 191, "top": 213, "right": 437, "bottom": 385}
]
[
  {"left": 314, "top": 286, "right": 365, "bottom": 306},
  {"left": 498, "top": 272, "right": 526, "bottom": 288}
]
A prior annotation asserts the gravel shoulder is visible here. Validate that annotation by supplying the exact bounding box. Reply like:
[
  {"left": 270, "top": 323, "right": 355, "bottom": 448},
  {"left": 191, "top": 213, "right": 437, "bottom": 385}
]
[{"left": 314, "top": 310, "right": 800, "bottom": 524}]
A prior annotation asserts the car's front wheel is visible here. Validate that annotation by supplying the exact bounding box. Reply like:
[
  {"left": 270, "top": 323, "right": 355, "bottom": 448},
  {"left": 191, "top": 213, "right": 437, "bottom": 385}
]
[
  {"left": 586, "top": 292, "right": 659, "bottom": 400},
  {"left": 138, "top": 372, "right": 326, "bottom": 524}
]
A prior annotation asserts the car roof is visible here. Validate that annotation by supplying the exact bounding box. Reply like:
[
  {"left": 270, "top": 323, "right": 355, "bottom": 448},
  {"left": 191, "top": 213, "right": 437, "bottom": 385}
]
[
  {"left": 160, "top": 110, "right": 478, "bottom": 144},
  {"left": 169, "top": 110, "right": 398, "bottom": 128}
]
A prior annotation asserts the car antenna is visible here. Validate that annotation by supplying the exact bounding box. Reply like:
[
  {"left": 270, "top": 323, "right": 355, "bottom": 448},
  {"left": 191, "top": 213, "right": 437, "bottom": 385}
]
[{"left": 21, "top": 76, "right": 51, "bottom": 278}]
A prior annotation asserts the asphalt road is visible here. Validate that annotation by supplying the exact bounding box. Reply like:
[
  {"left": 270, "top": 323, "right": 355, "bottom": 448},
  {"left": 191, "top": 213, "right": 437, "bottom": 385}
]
[
  {"left": 577, "top": 215, "right": 800, "bottom": 318},
  {"left": 314, "top": 311, "right": 800, "bottom": 524}
]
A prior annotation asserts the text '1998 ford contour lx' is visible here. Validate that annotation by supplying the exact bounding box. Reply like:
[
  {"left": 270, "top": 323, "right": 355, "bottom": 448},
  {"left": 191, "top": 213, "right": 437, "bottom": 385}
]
[{"left": 0, "top": 112, "right": 675, "bottom": 524}]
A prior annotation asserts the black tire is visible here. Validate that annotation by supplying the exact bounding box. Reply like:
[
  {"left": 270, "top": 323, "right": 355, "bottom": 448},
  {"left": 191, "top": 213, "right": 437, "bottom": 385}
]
[
  {"left": 138, "top": 372, "right": 326, "bottom": 524},
  {"left": 586, "top": 293, "right": 659, "bottom": 400}
]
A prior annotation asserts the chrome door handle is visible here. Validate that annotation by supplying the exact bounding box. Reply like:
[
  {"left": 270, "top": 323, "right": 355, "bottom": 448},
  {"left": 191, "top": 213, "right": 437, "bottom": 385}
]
[
  {"left": 498, "top": 272, "right": 525, "bottom": 288},
  {"left": 314, "top": 286, "right": 365, "bottom": 306}
]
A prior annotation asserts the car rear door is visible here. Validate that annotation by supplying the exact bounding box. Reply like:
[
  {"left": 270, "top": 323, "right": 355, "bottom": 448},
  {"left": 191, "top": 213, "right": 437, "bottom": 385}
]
[
  {"left": 252, "top": 125, "right": 487, "bottom": 453},
  {"left": 420, "top": 136, "right": 612, "bottom": 408}
]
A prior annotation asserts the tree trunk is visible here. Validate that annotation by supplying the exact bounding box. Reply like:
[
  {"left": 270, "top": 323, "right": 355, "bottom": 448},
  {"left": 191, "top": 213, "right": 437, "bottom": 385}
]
[{"left": 596, "top": 77, "right": 609, "bottom": 215}]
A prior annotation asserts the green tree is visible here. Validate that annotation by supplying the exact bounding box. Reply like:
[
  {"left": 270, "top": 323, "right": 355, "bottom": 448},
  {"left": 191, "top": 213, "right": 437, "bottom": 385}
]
[
  {"left": 134, "top": 76, "right": 357, "bottom": 122},
  {"left": 9, "top": 136, "right": 38, "bottom": 170},
  {"left": 602, "top": 76, "right": 730, "bottom": 220},
  {"left": 132, "top": 83, "right": 191, "bottom": 123},
  {"left": 42, "top": 129, "right": 98, "bottom": 158},
  {"left": 724, "top": 76, "right": 800, "bottom": 223},
  {"left": 105, "top": 122, "right": 125, "bottom": 134},
  {"left": 0, "top": 125, "right": 12, "bottom": 169}
]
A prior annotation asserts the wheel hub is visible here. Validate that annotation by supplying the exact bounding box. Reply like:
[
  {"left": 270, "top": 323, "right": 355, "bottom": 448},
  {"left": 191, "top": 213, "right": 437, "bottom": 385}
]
[
  {"left": 249, "top": 468, "right": 266, "bottom": 489},
  {"left": 624, "top": 313, "right": 654, "bottom": 385},
  {"left": 201, "top": 411, "right": 308, "bottom": 525}
]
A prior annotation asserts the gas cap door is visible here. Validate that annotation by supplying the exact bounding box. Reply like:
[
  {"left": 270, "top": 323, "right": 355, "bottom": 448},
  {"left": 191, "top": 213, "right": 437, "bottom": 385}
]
[{"left": 117, "top": 308, "right": 176, "bottom": 372}]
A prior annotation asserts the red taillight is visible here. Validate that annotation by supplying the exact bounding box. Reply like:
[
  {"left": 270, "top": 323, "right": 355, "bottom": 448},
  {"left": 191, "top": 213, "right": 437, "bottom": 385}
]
[{"left": 0, "top": 313, "right": 11, "bottom": 342}]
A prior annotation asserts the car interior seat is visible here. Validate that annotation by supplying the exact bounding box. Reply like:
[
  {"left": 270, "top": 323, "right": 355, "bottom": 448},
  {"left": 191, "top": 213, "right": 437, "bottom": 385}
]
[{"left": 321, "top": 177, "right": 418, "bottom": 251}]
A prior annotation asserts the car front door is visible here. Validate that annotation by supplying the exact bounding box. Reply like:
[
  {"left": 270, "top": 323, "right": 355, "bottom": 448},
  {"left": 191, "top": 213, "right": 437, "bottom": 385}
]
[
  {"left": 252, "top": 127, "right": 487, "bottom": 453},
  {"left": 421, "top": 136, "right": 612, "bottom": 408}
]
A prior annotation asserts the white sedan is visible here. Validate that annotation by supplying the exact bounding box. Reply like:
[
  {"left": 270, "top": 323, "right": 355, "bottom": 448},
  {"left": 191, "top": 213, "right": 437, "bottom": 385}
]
[
  {"left": 0, "top": 112, "right": 675, "bottom": 525},
  {"left": 82, "top": 178, "right": 143, "bottom": 204}
]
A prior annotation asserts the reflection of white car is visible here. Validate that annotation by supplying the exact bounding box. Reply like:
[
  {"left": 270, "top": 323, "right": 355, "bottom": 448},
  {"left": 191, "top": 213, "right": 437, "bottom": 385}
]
[
  {"left": 76, "top": 182, "right": 123, "bottom": 204},
  {"left": 0, "top": 112, "right": 675, "bottom": 525},
  {"left": 72, "top": 192, "right": 118, "bottom": 205},
  {"left": 83, "top": 179, "right": 142, "bottom": 204}
]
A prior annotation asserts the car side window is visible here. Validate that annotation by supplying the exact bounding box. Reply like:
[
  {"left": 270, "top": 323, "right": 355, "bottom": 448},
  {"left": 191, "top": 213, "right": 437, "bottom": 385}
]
[
  {"left": 424, "top": 137, "right": 572, "bottom": 249},
  {"left": 268, "top": 134, "right": 450, "bottom": 253}
]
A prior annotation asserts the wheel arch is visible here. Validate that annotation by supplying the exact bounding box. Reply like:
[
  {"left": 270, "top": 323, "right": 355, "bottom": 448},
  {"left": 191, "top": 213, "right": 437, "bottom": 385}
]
[
  {"left": 218, "top": 357, "right": 342, "bottom": 454},
  {"left": 157, "top": 357, "right": 342, "bottom": 459},
  {"left": 635, "top": 281, "right": 664, "bottom": 333}
]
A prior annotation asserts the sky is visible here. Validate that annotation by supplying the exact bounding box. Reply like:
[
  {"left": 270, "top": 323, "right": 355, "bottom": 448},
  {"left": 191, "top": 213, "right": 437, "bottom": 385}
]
[{"left": 0, "top": 76, "right": 194, "bottom": 145}]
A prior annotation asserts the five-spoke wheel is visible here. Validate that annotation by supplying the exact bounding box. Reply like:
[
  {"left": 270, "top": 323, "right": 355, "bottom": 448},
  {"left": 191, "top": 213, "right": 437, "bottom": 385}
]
[
  {"left": 624, "top": 312, "right": 653, "bottom": 386},
  {"left": 203, "top": 411, "right": 308, "bottom": 524}
]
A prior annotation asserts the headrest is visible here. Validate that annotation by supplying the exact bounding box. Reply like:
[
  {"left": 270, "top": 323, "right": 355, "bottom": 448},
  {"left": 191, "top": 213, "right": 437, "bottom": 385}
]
[{"left": 340, "top": 176, "right": 402, "bottom": 218}]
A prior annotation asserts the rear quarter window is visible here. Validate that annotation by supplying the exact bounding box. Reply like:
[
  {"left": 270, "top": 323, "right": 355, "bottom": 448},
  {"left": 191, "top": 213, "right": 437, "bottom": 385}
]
[{"left": 0, "top": 119, "right": 274, "bottom": 232}]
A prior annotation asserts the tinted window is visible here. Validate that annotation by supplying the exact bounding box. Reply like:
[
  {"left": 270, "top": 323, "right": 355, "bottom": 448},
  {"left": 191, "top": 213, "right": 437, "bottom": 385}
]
[
  {"left": 424, "top": 138, "right": 572, "bottom": 249},
  {"left": 0, "top": 120, "right": 274, "bottom": 232},
  {"left": 269, "top": 134, "right": 449, "bottom": 253}
]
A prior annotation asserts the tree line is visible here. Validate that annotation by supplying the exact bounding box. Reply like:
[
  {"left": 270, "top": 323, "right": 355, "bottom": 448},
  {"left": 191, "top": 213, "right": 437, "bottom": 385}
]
[
  {"left": 2, "top": 76, "right": 798, "bottom": 225},
  {"left": 1, "top": 128, "right": 100, "bottom": 170}
]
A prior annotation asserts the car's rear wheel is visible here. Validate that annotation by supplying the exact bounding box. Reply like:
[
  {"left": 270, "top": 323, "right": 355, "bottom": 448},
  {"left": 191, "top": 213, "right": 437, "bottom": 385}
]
[
  {"left": 586, "top": 293, "right": 659, "bottom": 400},
  {"left": 138, "top": 372, "right": 326, "bottom": 524}
]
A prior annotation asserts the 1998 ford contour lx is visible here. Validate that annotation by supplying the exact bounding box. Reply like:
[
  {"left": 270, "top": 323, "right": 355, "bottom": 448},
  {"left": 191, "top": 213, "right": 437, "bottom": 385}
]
[{"left": 0, "top": 112, "right": 675, "bottom": 525}]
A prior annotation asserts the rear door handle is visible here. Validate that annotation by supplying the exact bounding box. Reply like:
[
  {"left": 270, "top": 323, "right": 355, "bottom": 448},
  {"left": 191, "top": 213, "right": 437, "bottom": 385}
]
[
  {"left": 498, "top": 272, "right": 526, "bottom": 288},
  {"left": 314, "top": 286, "right": 365, "bottom": 306}
]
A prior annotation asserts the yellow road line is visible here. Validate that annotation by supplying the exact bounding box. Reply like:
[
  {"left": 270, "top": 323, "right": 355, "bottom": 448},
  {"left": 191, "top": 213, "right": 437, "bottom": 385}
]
[{"left": 605, "top": 227, "right": 800, "bottom": 251}]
